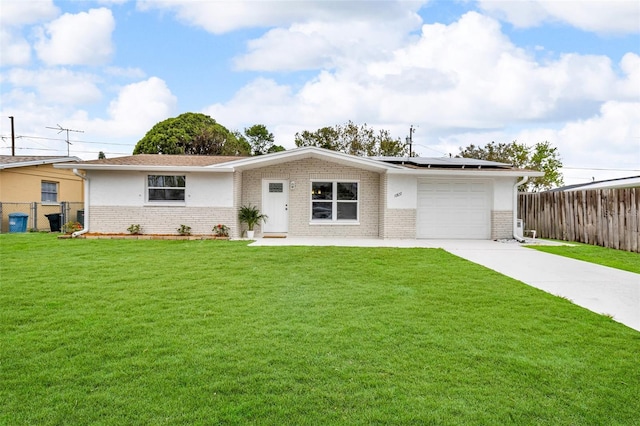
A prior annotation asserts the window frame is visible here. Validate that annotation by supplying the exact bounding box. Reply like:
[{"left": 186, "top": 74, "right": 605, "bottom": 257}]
[
  {"left": 146, "top": 175, "right": 186, "bottom": 204},
  {"left": 310, "top": 180, "right": 359, "bottom": 224},
  {"left": 41, "top": 181, "right": 59, "bottom": 204}
]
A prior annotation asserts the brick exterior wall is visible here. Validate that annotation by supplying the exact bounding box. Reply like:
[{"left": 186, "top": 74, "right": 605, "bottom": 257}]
[
  {"left": 383, "top": 209, "right": 417, "bottom": 239},
  {"left": 89, "top": 206, "right": 239, "bottom": 237},
  {"left": 241, "top": 158, "right": 381, "bottom": 238},
  {"left": 491, "top": 210, "right": 513, "bottom": 239},
  {"left": 379, "top": 174, "right": 416, "bottom": 239},
  {"left": 379, "top": 174, "right": 387, "bottom": 238}
]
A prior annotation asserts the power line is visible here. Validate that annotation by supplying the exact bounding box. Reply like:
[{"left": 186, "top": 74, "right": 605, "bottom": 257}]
[
  {"left": 0, "top": 146, "right": 130, "bottom": 156},
  {"left": 0, "top": 134, "right": 135, "bottom": 146},
  {"left": 563, "top": 166, "right": 640, "bottom": 172}
]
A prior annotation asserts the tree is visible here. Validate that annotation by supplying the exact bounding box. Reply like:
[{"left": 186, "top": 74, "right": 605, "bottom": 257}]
[
  {"left": 294, "top": 121, "right": 408, "bottom": 157},
  {"left": 266, "top": 144, "right": 286, "bottom": 154},
  {"left": 235, "top": 124, "right": 284, "bottom": 156},
  {"left": 98, "top": 151, "right": 106, "bottom": 159},
  {"left": 458, "top": 141, "right": 563, "bottom": 191},
  {"left": 133, "top": 112, "right": 250, "bottom": 156}
]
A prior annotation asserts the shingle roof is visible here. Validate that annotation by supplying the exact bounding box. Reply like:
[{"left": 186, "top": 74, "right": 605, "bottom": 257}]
[
  {"left": 79, "top": 154, "right": 248, "bottom": 167},
  {"left": 0, "top": 155, "right": 80, "bottom": 169}
]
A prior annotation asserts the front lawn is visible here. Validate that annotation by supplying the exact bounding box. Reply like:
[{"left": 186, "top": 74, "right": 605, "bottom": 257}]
[
  {"left": 1, "top": 234, "right": 638, "bottom": 425},
  {"left": 528, "top": 241, "right": 640, "bottom": 274}
]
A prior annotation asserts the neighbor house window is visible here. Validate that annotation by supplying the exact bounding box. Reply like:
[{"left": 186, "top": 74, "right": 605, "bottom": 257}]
[
  {"left": 41, "top": 181, "right": 58, "bottom": 203},
  {"left": 311, "top": 181, "right": 358, "bottom": 222},
  {"left": 147, "top": 175, "right": 186, "bottom": 201}
]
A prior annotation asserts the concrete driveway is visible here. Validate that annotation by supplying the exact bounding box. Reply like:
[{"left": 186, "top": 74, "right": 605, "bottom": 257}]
[{"left": 251, "top": 238, "right": 640, "bottom": 332}]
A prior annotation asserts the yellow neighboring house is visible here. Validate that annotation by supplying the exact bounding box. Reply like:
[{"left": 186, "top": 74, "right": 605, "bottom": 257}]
[{"left": 0, "top": 156, "right": 84, "bottom": 232}]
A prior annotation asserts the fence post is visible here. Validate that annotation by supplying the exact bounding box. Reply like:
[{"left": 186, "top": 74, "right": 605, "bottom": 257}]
[
  {"left": 0, "top": 202, "right": 3, "bottom": 233},
  {"left": 60, "top": 202, "right": 68, "bottom": 225},
  {"left": 31, "top": 202, "right": 37, "bottom": 230}
]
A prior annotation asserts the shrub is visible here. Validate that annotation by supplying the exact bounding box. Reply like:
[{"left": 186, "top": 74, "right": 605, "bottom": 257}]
[
  {"left": 213, "top": 224, "right": 229, "bottom": 237},
  {"left": 62, "top": 221, "right": 83, "bottom": 234},
  {"left": 177, "top": 224, "right": 192, "bottom": 236},
  {"left": 127, "top": 224, "right": 142, "bottom": 235}
]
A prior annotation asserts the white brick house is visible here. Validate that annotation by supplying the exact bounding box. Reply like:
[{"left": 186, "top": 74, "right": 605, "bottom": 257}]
[{"left": 55, "top": 147, "right": 542, "bottom": 240}]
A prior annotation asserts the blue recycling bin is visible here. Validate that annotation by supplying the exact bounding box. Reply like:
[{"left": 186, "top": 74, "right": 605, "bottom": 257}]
[{"left": 8, "top": 212, "right": 29, "bottom": 233}]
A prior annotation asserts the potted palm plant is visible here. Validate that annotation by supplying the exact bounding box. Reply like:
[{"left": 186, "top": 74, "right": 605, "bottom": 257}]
[{"left": 238, "top": 204, "right": 268, "bottom": 239}]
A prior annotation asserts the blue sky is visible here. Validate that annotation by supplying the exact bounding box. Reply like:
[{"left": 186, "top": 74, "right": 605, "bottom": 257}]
[{"left": 0, "top": 0, "right": 638, "bottom": 186}]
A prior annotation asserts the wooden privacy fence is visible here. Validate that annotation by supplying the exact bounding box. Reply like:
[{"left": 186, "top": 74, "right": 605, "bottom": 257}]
[{"left": 518, "top": 188, "right": 640, "bottom": 253}]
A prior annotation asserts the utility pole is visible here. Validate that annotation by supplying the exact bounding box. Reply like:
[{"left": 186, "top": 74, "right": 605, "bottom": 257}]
[
  {"left": 9, "top": 116, "right": 15, "bottom": 156},
  {"left": 406, "top": 125, "right": 415, "bottom": 157},
  {"left": 46, "top": 124, "right": 83, "bottom": 157}
]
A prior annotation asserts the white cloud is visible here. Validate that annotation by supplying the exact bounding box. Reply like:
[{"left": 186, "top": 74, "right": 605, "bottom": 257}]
[
  {"left": 477, "top": 0, "right": 640, "bottom": 34},
  {"left": 0, "top": 0, "right": 58, "bottom": 66},
  {"left": 203, "top": 78, "right": 295, "bottom": 126},
  {"left": 0, "top": 29, "right": 31, "bottom": 66},
  {"left": 137, "top": 0, "right": 425, "bottom": 34},
  {"left": 105, "top": 66, "right": 147, "bottom": 79},
  {"left": 513, "top": 101, "right": 640, "bottom": 184},
  {"left": 91, "top": 77, "right": 178, "bottom": 137},
  {"left": 0, "top": 77, "right": 176, "bottom": 158},
  {"left": 0, "top": 0, "right": 59, "bottom": 27},
  {"left": 203, "top": 10, "right": 639, "bottom": 175},
  {"left": 34, "top": 8, "right": 115, "bottom": 66},
  {"left": 6, "top": 68, "right": 103, "bottom": 104},
  {"left": 557, "top": 101, "right": 640, "bottom": 164},
  {"left": 618, "top": 53, "right": 640, "bottom": 98},
  {"left": 234, "top": 14, "right": 420, "bottom": 72}
]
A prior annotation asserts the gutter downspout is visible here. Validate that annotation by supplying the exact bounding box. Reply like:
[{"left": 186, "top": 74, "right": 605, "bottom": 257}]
[
  {"left": 72, "top": 168, "right": 89, "bottom": 238},
  {"left": 513, "top": 176, "right": 528, "bottom": 242}
]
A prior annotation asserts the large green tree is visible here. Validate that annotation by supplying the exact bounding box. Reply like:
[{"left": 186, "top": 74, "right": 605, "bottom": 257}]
[
  {"left": 133, "top": 113, "right": 250, "bottom": 156},
  {"left": 458, "top": 141, "right": 563, "bottom": 191},
  {"left": 294, "top": 121, "right": 408, "bottom": 157},
  {"left": 235, "top": 124, "right": 285, "bottom": 156}
]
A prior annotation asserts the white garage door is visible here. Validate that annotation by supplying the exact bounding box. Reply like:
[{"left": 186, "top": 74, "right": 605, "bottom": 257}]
[{"left": 417, "top": 179, "right": 491, "bottom": 239}]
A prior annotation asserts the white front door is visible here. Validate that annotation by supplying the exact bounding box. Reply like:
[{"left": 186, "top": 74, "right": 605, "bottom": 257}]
[{"left": 262, "top": 180, "right": 289, "bottom": 233}]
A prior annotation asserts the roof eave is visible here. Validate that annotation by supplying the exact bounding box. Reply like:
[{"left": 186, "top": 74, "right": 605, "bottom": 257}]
[
  {"left": 0, "top": 157, "right": 81, "bottom": 169},
  {"left": 54, "top": 164, "right": 234, "bottom": 173},
  {"left": 387, "top": 169, "right": 545, "bottom": 177}
]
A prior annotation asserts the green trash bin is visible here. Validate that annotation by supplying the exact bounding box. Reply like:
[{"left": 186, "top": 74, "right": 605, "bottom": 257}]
[{"left": 8, "top": 212, "right": 29, "bottom": 233}]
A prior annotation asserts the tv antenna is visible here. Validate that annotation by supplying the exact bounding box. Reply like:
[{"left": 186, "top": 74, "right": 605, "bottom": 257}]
[{"left": 46, "top": 124, "right": 84, "bottom": 156}]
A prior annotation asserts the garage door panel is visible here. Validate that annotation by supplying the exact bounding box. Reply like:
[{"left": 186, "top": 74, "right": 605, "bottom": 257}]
[{"left": 417, "top": 179, "right": 491, "bottom": 239}]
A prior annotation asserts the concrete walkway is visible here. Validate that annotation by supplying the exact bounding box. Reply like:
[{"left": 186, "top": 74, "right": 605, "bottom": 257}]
[{"left": 251, "top": 238, "right": 640, "bottom": 332}]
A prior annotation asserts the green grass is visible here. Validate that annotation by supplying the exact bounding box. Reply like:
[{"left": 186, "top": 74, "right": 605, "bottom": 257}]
[
  {"left": 1, "top": 234, "right": 639, "bottom": 425},
  {"left": 528, "top": 241, "right": 640, "bottom": 274}
]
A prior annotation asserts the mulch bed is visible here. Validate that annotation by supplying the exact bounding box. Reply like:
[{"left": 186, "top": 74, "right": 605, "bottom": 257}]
[{"left": 58, "top": 233, "right": 229, "bottom": 240}]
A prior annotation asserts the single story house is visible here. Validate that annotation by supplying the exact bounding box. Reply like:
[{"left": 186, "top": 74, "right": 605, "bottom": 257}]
[
  {"left": 0, "top": 155, "right": 84, "bottom": 232},
  {"left": 547, "top": 175, "right": 640, "bottom": 192},
  {"left": 55, "top": 147, "right": 542, "bottom": 239}
]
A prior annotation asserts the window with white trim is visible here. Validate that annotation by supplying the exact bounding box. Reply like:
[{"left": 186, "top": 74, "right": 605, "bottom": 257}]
[
  {"left": 41, "top": 181, "right": 58, "bottom": 203},
  {"left": 311, "top": 181, "right": 358, "bottom": 222},
  {"left": 147, "top": 175, "right": 186, "bottom": 202}
]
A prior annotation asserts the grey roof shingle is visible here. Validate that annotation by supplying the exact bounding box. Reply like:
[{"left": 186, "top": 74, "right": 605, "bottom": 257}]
[
  {"left": 78, "top": 154, "right": 247, "bottom": 167},
  {"left": 0, "top": 155, "right": 80, "bottom": 168}
]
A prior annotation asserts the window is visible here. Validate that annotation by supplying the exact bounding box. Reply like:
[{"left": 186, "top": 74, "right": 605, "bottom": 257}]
[
  {"left": 41, "top": 181, "right": 58, "bottom": 203},
  {"left": 147, "top": 175, "right": 186, "bottom": 202},
  {"left": 269, "top": 182, "right": 284, "bottom": 193},
  {"left": 311, "top": 181, "right": 358, "bottom": 222}
]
